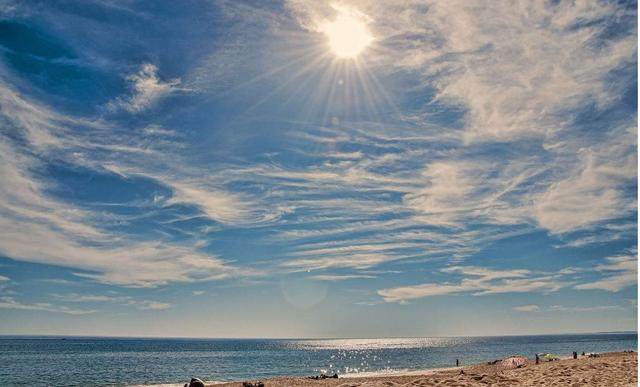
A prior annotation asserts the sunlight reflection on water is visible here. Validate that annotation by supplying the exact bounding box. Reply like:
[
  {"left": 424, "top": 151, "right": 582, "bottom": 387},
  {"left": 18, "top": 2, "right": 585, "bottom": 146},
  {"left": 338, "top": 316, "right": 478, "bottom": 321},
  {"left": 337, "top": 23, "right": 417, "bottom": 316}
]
[{"left": 286, "top": 337, "right": 474, "bottom": 350}]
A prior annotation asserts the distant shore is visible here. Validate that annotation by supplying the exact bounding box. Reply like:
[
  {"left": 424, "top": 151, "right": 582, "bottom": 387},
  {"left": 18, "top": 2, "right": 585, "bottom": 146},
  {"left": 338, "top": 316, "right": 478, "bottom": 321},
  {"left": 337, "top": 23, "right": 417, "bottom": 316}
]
[{"left": 209, "top": 351, "right": 637, "bottom": 387}]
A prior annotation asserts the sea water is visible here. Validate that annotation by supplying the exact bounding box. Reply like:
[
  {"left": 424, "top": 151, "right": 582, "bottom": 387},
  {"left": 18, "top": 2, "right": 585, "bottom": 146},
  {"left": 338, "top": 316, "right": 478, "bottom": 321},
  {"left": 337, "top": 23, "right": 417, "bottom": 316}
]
[{"left": 0, "top": 333, "right": 636, "bottom": 386}]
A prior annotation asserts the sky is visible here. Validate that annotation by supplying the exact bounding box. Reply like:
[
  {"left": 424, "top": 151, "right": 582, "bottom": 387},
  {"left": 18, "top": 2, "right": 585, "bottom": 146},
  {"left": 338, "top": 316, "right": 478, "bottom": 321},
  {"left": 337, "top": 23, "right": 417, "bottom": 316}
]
[{"left": 0, "top": 0, "right": 637, "bottom": 338}]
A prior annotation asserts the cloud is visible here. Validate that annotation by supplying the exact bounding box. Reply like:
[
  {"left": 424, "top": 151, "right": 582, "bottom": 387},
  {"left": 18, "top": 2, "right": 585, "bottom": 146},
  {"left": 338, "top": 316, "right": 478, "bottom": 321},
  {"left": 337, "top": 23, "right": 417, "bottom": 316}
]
[
  {"left": 0, "top": 275, "right": 9, "bottom": 282},
  {"left": 52, "top": 293, "right": 172, "bottom": 310},
  {"left": 165, "top": 180, "right": 260, "bottom": 225},
  {"left": 308, "top": 274, "right": 376, "bottom": 281},
  {"left": 548, "top": 304, "right": 623, "bottom": 313},
  {"left": 381, "top": 1, "right": 635, "bottom": 142},
  {"left": 534, "top": 143, "right": 636, "bottom": 234},
  {"left": 0, "top": 211, "right": 246, "bottom": 287},
  {"left": 514, "top": 304, "right": 622, "bottom": 313},
  {"left": 0, "top": 80, "right": 260, "bottom": 287},
  {"left": 52, "top": 294, "right": 122, "bottom": 303},
  {"left": 574, "top": 253, "right": 637, "bottom": 292},
  {"left": 281, "top": 253, "right": 392, "bottom": 271},
  {"left": 135, "top": 301, "right": 172, "bottom": 310},
  {"left": 513, "top": 305, "right": 539, "bottom": 312},
  {"left": 192, "top": 290, "right": 205, "bottom": 296},
  {"left": 109, "top": 63, "right": 181, "bottom": 112},
  {"left": 0, "top": 0, "right": 635, "bottom": 300},
  {"left": 0, "top": 296, "right": 95, "bottom": 315},
  {"left": 281, "top": 0, "right": 636, "bottom": 245},
  {"left": 404, "top": 161, "right": 492, "bottom": 226},
  {"left": 378, "top": 266, "right": 567, "bottom": 303},
  {"left": 0, "top": 139, "right": 106, "bottom": 240}
]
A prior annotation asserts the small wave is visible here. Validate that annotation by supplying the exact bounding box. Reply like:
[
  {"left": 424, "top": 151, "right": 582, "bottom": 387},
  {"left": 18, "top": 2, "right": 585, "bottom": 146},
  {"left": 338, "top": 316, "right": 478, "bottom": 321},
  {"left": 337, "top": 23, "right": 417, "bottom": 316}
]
[
  {"left": 129, "top": 381, "right": 226, "bottom": 387},
  {"left": 129, "top": 384, "right": 184, "bottom": 387},
  {"left": 342, "top": 366, "right": 457, "bottom": 379}
]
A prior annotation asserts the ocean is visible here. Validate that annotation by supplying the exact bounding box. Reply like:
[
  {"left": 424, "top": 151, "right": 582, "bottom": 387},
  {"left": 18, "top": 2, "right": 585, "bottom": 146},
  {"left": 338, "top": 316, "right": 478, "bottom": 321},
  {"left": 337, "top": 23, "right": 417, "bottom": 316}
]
[{"left": 0, "top": 333, "right": 636, "bottom": 386}]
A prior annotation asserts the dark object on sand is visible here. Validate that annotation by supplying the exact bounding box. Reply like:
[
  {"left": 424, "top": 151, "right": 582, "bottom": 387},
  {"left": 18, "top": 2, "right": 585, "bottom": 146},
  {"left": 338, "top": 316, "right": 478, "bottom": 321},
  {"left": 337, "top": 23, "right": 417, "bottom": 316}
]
[
  {"left": 588, "top": 353, "right": 600, "bottom": 358},
  {"left": 456, "top": 359, "right": 459, "bottom": 366},
  {"left": 487, "top": 359, "right": 500, "bottom": 365},
  {"left": 185, "top": 378, "right": 205, "bottom": 387},
  {"left": 582, "top": 352, "right": 586, "bottom": 356},
  {"left": 573, "top": 351, "right": 577, "bottom": 359},
  {"left": 242, "top": 382, "right": 265, "bottom": 387},
  {"left": 535, "top": 354, "right": 539, "bottom": 364},
  {"left": 307, "top": 373, "right": 338, "bottom": 380}
]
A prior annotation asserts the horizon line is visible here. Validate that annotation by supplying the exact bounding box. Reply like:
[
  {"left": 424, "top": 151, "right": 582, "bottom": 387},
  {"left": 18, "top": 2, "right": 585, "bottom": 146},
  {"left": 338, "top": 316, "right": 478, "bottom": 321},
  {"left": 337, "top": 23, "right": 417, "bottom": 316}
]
[{"left": 0, "top": 331, "right": 636, "bottom": 341}]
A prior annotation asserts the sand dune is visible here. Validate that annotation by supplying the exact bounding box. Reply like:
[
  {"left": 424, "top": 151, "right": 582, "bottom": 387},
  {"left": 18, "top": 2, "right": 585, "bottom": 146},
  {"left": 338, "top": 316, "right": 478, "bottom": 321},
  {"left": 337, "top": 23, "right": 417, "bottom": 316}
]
[{"left": 213, "top": 351, "right": 637, "bottom": 387}]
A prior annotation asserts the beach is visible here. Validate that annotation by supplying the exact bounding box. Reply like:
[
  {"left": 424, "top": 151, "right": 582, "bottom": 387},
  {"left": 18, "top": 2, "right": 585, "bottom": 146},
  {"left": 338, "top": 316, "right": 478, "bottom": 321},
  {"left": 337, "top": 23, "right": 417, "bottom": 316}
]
[{"left": 213, "top": 351, "right": 637, "bottom": 387}]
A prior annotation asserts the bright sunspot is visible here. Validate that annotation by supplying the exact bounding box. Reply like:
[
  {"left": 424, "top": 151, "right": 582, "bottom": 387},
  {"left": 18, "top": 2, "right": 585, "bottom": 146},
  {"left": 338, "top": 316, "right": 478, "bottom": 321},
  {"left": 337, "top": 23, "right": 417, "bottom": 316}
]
[{"left": 320, "top": 5, "right": 373, "bottom": 59}]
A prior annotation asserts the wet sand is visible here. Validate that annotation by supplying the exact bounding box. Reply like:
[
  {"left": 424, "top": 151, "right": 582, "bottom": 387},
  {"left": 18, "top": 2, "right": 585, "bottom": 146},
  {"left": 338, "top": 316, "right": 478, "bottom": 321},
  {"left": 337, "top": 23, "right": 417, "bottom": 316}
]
[{"left": 213, "top": 351, "right": 637, "bottom": 386}]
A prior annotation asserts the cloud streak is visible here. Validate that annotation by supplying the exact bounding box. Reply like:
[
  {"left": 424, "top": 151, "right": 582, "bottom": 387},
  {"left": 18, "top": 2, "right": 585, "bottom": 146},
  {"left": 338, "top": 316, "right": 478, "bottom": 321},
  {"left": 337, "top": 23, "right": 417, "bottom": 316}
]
[
  {"left": 109, "top": 63, "right": 182, "bottom": 113},
  {"left": 378, "top": 266, "right": 568, "bottom": 303}
]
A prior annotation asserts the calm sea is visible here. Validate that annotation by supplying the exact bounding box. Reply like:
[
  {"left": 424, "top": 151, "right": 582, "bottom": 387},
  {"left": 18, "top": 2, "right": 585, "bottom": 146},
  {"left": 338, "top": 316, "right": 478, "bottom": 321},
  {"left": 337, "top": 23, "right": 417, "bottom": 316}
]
[{"left": 0, "top": 333, "right": 636, "bottom": 386}]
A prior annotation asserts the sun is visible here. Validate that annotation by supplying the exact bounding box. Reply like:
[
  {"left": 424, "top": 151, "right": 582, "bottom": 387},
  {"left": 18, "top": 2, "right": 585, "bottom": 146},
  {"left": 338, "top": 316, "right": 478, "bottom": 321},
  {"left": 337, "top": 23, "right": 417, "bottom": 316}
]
[{"left": 319, "top": 5, "right": 373, "bottom": 59}]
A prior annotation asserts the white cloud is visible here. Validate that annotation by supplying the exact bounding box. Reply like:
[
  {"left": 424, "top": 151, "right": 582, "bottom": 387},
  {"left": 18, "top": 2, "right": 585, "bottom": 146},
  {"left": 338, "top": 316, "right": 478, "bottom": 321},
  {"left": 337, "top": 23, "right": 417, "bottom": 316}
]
[
  {"left": 549, "top": 304, "right": 622, "bottom": 313},
  {"left": 110, "top": 63, "right": 181, "bottom": 112},
  {"left": 404, "top": 161, "right": 491, "bottom": 226},
  {"left": 378, "top": 266, "right": 567, "bottom": 303},
  {"left": 52, "top": 294, "right": 122, "bottom": 303},
  {"left": 166, "top": 180, "right": 257, "bottom": 225},
  {"left": 0, "top": 296, "right": 95, "bottom": 315},
  {"left": 514, "top": 304, "right": 622, "bottom": 313},
  {"left": 0, "top": 0, "right": 635, "bottom": 297},
  {"left": 0, "top": 275, "right": 9, "bottom": 282},
  {"left": 383, "top": 1, "right": 634, "bottom": 143},
  {"left": 287, "top": 0, "right": 634, "bottom": 141},
  {"left": 308, "top": 274, "right": 376, "bottom": 281},
  {"left": 52, "top": 293, "right": 172, "bottom": 310},
  {"left": 0, "top": 80, "right": 262, "bottom": 287},
  {"left": 282, "top": 252, "right": 402, "bottom": 271},
  {"left": 135, "top": 301, "right": 172, "bottom": 310},
  {"left": 575, "top": 253, "right": 637, "bottom": 292},
  {"left": 282, "top": 0, "right": 636, "bottom": 242},
  {"left": 513, "top": 304, "right": 539, "bottom": 312},
  {"left": 534, "top": 149, "right": 636, "bottom": 234},
  {"left": 0, "top": 205, "right": 247, "bottom": 287}
]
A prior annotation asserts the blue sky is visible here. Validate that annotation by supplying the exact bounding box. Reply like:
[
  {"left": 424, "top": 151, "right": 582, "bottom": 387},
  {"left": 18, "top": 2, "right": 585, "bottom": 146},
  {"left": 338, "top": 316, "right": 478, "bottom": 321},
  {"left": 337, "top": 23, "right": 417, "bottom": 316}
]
[{"left": 0, "top": 0, "right": 637, "bottom": 338}]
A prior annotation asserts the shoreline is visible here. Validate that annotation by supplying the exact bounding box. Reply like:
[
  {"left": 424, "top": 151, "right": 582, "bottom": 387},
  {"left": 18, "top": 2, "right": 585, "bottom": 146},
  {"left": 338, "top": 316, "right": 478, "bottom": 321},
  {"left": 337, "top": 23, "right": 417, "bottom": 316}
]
[{"left": 203, "top": 351, "right": 637, "bottom": 387}]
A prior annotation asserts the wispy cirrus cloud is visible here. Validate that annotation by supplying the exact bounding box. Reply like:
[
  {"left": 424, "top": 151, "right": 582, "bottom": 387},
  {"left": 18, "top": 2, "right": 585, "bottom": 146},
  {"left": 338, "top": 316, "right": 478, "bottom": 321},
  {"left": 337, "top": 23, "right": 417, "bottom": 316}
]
[
  {"left": 0, "top": 79, "right": 261, "bottom": 287},
  {"left": 514, "top": 304, "right": 623, "bottom": 313},
  {"left": 379, "top": 250, "right": 637, "bottom": 303},
  {"left": 513, "top": 305, "right": 540, "bottom": 312},
  {"left": 574, "top": 253, "right": 637, "bottom": 292},
  {"left": 0, "top": 296, "right": 95, "bottom": 315},
  {"left": 0, "top": 0, "right": 635, "bottom": 325},
  {"left": 308, "top": 274, "right": 376, "bottom": 281},
  {"left": 108, "top": 63, "right": 182, "bottom": 113},
  {"left": 281, "top": 0, "right": 636, "bottom": 244},
  {"left": 52, "top": 293, "right": 172, "bottom": 310},
  {"left": 378, "top": 266, "right": 568, "bottom": 303}
]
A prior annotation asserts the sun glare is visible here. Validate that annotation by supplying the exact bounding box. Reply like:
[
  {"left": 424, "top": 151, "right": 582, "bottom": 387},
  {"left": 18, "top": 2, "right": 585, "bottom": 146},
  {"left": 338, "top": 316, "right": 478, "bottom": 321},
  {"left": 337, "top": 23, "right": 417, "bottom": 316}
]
[{"left": 320, "top": 5, "right": 373, "bottom": 59}]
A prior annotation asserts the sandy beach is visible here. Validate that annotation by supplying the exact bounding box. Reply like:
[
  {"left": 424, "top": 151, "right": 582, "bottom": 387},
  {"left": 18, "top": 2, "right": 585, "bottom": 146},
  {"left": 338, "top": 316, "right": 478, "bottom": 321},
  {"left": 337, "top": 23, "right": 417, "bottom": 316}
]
[{"left": 212, "top": 351, "right": 637, "bottom": 387}]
